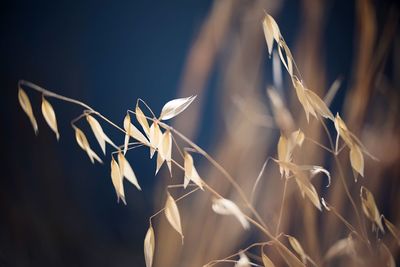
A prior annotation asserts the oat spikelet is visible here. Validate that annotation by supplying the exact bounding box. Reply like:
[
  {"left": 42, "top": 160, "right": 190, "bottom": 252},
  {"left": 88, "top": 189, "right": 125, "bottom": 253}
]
[
  {"left": 262, "top": 14, "right": 281, "bottom": 56},
  {"left": 159, "top": 96, "right": 196, "bottom": 121},
  {"left": 350, "top": 144, "right": 364, "bottom": 177},
  {"left": 86, "top": 115, "right": 116, "bottom": 154},
  {"left": 262, "top": 252, "right": 276, "bottom": 267},
  {"left": 360, "top": 186, "right": 384, "bottom": 232},
  {"left": 212, "top": 198, "right": 249, "bottom": 230},
  {"left": 184, "top": 151, "right": 204, "bottom": 190},
  {"left": 164, "top": 193, "right": 184, "bottom": 242},
  {"left": 41, "top": 96, "right": 59, "bottom": 140},
  {"left": 144, "top": 224, "right": 155, "bottom": 267},
  {"left": 18, "top": 88, "right": 38, "bottom": 135},
  {"left": 111, "top": 157, "right": 125, "bottom": 204},
  {"left": 287, "top": 235, "right": 307, "bottom": 264},
  {"left": 149, "top": 122, "right": 162, "bottom": 158},
  {"left": 136, "top": 104, "right": 150, "bottom": 137},
  {"left": 123, "top": 114, "right": 149, "bottom": 146},
  {"left": 118, "top": 152, "right": 141, "bottom": 191},
  {"left": 75, "top": 127, "right": 102, "bottom": 164}
]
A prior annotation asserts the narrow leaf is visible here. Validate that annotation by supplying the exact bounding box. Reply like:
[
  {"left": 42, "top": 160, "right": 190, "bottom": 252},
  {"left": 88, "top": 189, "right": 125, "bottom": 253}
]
[
  {"left": 41, "top": 97, "right": 59, "bottom": 140},
  {"left": 18, "top": 88, "right": 38, "bottom": 134},
  {"left": 159, "top": 96, "right": 196, "bottom": 121}
]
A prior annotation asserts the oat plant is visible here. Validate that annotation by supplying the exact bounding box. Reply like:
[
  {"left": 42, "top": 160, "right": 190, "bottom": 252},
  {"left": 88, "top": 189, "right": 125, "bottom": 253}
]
[{"left": 17, "top": 11, "right": 399, "bottom": 267}]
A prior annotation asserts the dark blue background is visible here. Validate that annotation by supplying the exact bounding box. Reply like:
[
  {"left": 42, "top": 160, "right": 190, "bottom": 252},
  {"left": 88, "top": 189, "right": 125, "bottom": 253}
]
[{"left": 0, "top": 1, "right": 212, "bottom": 266}]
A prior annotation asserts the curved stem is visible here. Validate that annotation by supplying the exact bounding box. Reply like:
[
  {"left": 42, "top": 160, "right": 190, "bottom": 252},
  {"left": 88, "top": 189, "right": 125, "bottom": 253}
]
[
  {"left": 137, "top": 98, "right": 156, "bottom": 118},
  {"left": 19, "top": 80, "right": 126, "bottom": 134}
]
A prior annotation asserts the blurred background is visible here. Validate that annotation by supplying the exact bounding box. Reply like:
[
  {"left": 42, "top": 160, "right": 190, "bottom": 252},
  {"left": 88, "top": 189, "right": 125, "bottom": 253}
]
[{"left": 1, "top": 0, "right": 399, "bottom": 266}]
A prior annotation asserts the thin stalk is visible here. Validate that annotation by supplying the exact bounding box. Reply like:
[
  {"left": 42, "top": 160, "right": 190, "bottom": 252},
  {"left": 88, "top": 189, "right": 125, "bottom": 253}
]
[
  {"left": 305, "top": 137, "right": 335, "bottom": 154},
  {"left": 205, "top": 242, "right": 268, "bottom": 267},
  {"left": 19, "top": 80, "right": 126, "bottom": 134},
  {"left": 160, "top": 123, "right": 269, "bottom": 230},
  {"left": 334, "top": 156, "right": 368, "bottom": 242},
  {"left": 319, "top": 117, "right": 366, "bottom": 240},
  {"left": 149, "top": 187, "right": 200, "bottom": 224},
  {"left": 276, "top": 178, "right": 288, "bottom": 235}
]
